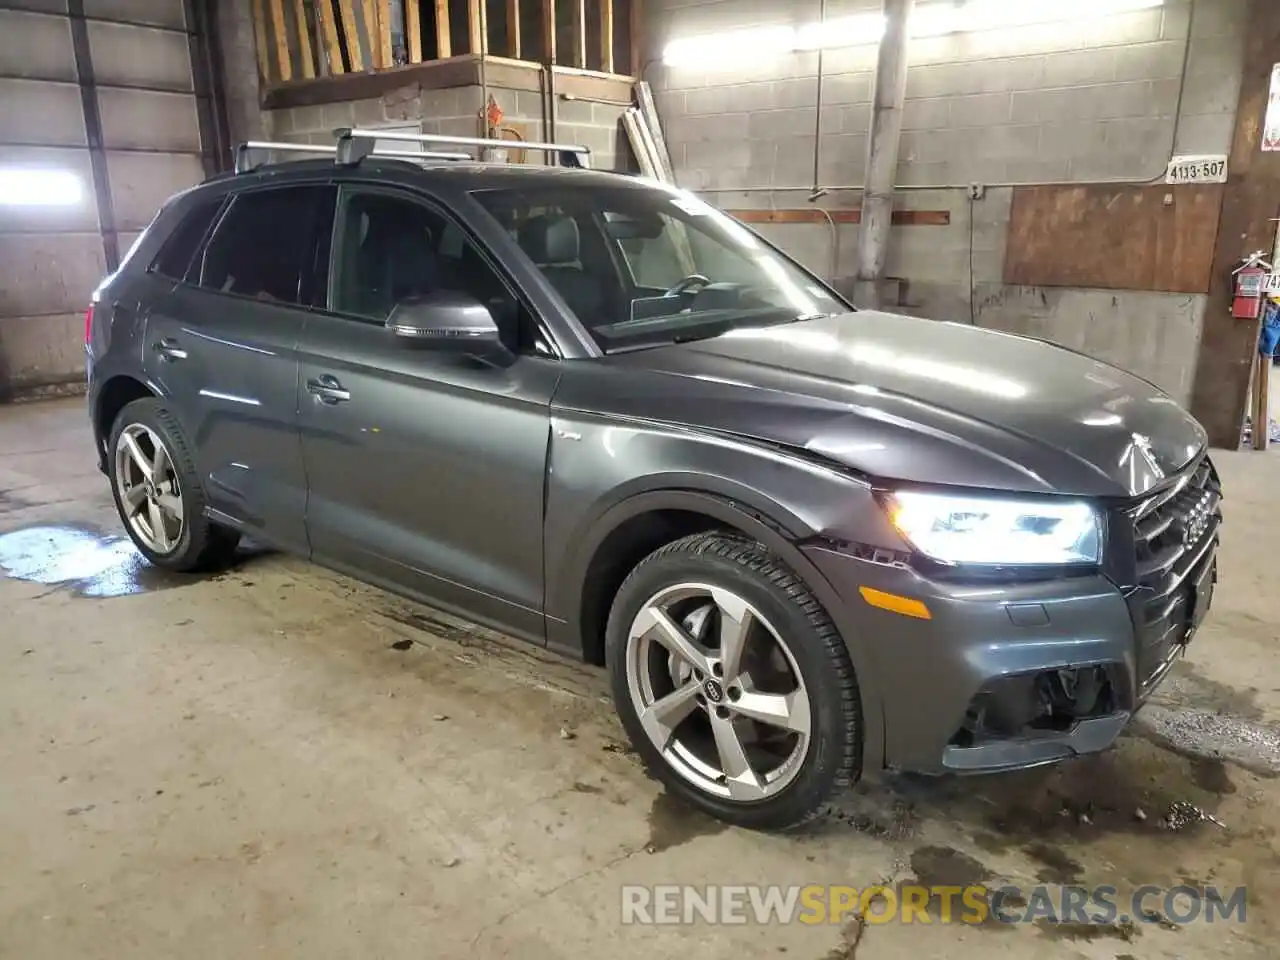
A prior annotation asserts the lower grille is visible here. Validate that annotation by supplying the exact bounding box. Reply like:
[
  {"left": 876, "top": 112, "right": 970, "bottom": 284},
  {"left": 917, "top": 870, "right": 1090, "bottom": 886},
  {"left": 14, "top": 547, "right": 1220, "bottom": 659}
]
[{"left": 1125, "top": 456, "right": 1221, "bottom": 693}]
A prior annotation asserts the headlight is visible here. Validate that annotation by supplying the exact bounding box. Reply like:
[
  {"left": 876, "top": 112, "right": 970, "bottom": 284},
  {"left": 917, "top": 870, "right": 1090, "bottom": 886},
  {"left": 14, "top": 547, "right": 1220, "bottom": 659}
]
[{"left": 887, "top": 491, "right": 1101, "bottom": 566}]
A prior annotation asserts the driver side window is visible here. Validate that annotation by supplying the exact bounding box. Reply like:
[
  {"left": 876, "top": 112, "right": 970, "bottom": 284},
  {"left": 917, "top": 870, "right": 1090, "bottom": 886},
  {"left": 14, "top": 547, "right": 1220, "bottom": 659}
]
[{"left": 330, "top": 189, "right": 542, "bottom": 353}]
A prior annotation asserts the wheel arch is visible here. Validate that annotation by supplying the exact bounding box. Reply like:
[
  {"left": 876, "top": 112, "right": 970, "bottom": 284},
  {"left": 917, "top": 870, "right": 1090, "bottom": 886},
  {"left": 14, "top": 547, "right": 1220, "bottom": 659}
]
[
  {"left": 92, "top": 374, "right": 159, "bottom": 468},
  {"left": 549, "top": 485, "right": 886, "bottom": 772}
]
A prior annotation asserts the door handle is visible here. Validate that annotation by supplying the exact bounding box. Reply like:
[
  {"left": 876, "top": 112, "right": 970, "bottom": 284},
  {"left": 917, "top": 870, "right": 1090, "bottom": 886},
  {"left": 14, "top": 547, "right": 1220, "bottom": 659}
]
[
  {"left": 306, "top": 374, "right": 351, "bottom": 404},
  {"left": 152, "top": 338, "right": 187, "bottom": 361}
]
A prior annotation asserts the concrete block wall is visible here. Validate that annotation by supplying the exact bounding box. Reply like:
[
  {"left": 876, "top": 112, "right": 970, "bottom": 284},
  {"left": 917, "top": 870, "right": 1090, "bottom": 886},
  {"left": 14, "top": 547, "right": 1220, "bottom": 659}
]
[
  {"left": 267, "top": 87, "right": 628, "bottom": 171},
  {"left": 647, "top": 0, "right": 1247, "bottom": 404}
]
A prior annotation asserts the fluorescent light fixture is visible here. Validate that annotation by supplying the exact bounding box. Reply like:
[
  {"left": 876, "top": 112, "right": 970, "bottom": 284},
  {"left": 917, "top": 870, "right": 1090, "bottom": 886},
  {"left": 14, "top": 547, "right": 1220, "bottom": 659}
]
[
  {"left": 0, "top": 169, "right": 82, "bottom": 206},
  {"left": 662, "top": 0, "right": 1164, "bottom": 64}
]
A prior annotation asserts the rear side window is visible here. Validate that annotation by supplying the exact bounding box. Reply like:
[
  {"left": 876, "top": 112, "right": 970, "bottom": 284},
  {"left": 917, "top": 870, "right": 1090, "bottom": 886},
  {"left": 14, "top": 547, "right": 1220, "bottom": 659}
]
[
  {"left": 150, "top": 196, "right": 223, "bottom": 280},
  {"left": 198, "top": 186, "right": 332, "bottom": 306}
]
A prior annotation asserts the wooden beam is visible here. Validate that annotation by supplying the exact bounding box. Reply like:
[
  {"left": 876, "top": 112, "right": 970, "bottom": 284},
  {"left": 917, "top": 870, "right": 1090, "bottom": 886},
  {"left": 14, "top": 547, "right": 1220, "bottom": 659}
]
[
  {"left": 630, "top": 0, "right": 641, "bottom": 75},
  {"left": 249, "top": 0, "right": 271, "bottom": 81},
  {"left": 363, "top": 0, "right": 381, "bottom": 67},
  {"left": 291, "top": 0, "right": 315, "bottom": 78},
  {"left": 405, "top": 0, "right": 422, "bottom": 62},
  {"left": 1190, "top": 0, "right": 1280, "bottom": 448},
  {"left": 725, "top": 209, "right": 952, "bottom": 226},
  {"left": 434, "top": 0, "right": 451, "bottom": 58},
  {"left": 337, "top": 0, "right": 364, "bottom": 71},
  {"left": 377, "top": 0, "right": 394, "bottom": 67},
  {"left": 574, "top": 0, "right": 586, "bottom": 67},
  {"left": 506, "top": 0, "right": 521, "bottom": 58},
  {"left": 599, "top": 0, "right": 612, "bottom": 73},
  {"left": 316, "top": 0, "right": 344, "bottom": 74},
  {"left": 542, "top": 0, "right": 556, "bottom": 64},
  {"left": 268, "top": 0, "right": 292, "bottom": 81},
  {"left": 467, "top": 0, "right": 482, "bottom": 55}
]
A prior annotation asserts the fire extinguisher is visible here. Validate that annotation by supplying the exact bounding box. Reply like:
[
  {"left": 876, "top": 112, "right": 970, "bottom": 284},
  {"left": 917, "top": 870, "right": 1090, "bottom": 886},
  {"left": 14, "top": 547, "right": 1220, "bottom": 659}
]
[{"left": 1232, "top": 252, "right": 1272, "bottom": 320}]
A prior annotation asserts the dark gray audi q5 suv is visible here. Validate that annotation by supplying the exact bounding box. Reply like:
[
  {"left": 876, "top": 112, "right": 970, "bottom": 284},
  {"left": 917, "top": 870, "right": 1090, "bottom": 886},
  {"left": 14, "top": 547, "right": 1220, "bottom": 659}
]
[{"left": 85, "top": 149, "right": 1220, "bottom": 829}]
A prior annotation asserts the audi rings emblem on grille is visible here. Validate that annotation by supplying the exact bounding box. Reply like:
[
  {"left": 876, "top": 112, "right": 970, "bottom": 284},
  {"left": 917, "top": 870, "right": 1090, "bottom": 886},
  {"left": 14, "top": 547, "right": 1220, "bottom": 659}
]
[{"left": 1181, "top": 492, "right": 1215, "bottom": 547}]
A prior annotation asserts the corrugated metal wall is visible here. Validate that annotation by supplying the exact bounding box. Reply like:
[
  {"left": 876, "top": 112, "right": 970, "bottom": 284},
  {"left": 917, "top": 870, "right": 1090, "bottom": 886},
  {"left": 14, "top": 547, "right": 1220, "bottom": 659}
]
[{"left": 0, "top": 0, "right": 216, "bottom": 397}]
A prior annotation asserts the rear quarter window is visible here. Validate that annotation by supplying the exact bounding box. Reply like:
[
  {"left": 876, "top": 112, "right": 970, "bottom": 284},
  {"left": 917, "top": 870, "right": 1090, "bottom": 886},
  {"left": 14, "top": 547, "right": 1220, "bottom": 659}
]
[{"left": 149, "top": 196, "right": 225, "bottom": 281}]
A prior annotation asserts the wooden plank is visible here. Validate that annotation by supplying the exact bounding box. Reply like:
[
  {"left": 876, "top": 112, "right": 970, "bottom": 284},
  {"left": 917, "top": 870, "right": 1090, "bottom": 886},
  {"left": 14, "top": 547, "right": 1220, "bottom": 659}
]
[
  {"left": 291, "top": 0, "right": 315, "bottom": 78},
  {"left": 599, "top": 0, "right": 613, "bottom": 73},
  {"left": 726, "top": 209, "right": 951, "bottom": 226},
  {"left": 467, "top": 0, "right": 482, "bottom": 54},
  {"left": 434, "top": 0, "right": 451, "bottom": 58},
  {"left": 574, "top": 0, "right": 586, "bottom": 67},
  {"left": 337, "top": 0, "right": 365, "bottom": 71},
  {"left": 636, "top": 81, "right": 673, "bottom": 182},
  {"left": 268, "top": 0, "right": 292, "bottom": 81},
  {"left": 404, "top": 0, "right": 422, "bottom": 62},
  {"left": 629, "top": 0, "right": 641, "bottom": 75},
  {"left": 506, "top": 0, "right": 521, "bottom": 58},
  {"left": 1190, "top": 0, "right": 1280, "bottom": 448},
  {"left": 542, "top": 0, "right": 556, "bottom": 64},
  {"left": 1003, "top": 184, "right": 1222, "bottom": 295},
  {"left": 377, "top": 0, "right": 394, "bottom": 67},
  {"left": 250, "top": 0, "right": 272, "bottom": 81},
  {"left": 316, "top": 0, "right": 344, "bottom": 74},
  {"left": 363, "top": 0, "right": 381, "bottom": 67},
  {"left": 1251, "top": 355, "right": 1271, "bottom": 449}
]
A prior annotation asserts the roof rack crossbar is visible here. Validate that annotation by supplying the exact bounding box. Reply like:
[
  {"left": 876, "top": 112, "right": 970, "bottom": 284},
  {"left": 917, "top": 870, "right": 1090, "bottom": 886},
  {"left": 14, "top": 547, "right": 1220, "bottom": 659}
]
[
  {"left": 234, "top": 140, "right": 470, "bottom": 173},
  {"left": 339, "top": 128, "right": 593, "bottom": 168}
]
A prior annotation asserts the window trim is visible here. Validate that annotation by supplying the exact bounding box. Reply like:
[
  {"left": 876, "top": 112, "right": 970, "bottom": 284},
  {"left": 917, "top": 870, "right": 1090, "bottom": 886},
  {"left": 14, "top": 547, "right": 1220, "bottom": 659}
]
[
  {"left": 322, "top": 182, "right": 563, "bottom": 358},
  {"left": 182, "top": 182, "right": 337, "bottom": 310}
]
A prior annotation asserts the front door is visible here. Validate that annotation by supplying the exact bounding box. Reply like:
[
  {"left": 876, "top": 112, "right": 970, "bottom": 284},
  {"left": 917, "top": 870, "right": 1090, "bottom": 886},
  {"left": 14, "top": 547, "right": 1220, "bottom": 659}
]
[
  {"left": 144, "top": 183, "right": 335, "bottom": 554},
  {"left": 298, "top": 185, "right": 558, "bottom": 642}
]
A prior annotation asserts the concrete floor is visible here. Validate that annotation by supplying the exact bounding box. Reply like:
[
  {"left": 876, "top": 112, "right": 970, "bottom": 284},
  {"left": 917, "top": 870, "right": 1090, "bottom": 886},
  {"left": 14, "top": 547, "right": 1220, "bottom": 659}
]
[{"left": 1, "top": 398, "right": 1279, "bottom": 960}]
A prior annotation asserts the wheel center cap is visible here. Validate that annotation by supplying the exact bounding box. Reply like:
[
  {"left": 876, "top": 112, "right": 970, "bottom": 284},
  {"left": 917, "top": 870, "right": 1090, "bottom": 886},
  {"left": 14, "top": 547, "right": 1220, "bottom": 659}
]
[{"left": 703, "top": 679, "right": 725, "bottom": 703}]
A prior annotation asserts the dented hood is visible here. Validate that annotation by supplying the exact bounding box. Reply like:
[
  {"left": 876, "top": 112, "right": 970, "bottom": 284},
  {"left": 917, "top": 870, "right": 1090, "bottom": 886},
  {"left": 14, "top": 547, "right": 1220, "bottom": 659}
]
[{"left": 602, "top": 311, "right": 1207, "bottom": 498}]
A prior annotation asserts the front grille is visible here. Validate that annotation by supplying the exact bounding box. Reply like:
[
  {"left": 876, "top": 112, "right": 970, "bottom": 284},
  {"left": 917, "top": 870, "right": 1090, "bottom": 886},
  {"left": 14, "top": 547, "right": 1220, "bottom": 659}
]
[{"left": 1123, "top": 456, "right": 1221, "bottom": 693}]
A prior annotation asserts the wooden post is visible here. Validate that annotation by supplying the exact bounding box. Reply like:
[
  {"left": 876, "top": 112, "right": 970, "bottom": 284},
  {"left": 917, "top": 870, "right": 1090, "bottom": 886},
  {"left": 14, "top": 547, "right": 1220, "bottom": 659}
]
[
  {"left": 316, "top": 0, "right": 344, "bottom": 74},
  {"left": 435, "top": 0, "right": 451, "bottom": 58},
  {"left": 468, "top": 0, "right": 482, "bottom": 55},
  {"left": 268, "top": 0, "right": 292, "bottom": 81},
  {"left": 1251, "top": 355, "right": 1271, "bottom": 449},
  {"left": 291, "top": 0, "right": 315, "bottom": 78},
  {"left": 337, "top": 0, "right": 364, "bottom": 71},
  {"left": 599, "top": 0, "right": 612, "bottom": 73},
  {"left": 1190, "top": 0, "right": 1280, "bottom": 448},
  {"left": 250, "top": 0, "right": 272, "bottom": 81},
  {"left": 406, "top": 0, "right": 422, "bottom": 62},
  {"left": 363, "top": 0, "right": 381, "bottom": 66},
  {"left": 506, "top": 0, "right": 521, "bottom": 58},
  {"left": 630, "top": 0, "right": 641, "bottom": 75},
  {"left": 542, "top": 0, "right": 556, "bottom": 64},
  {"left": 574, "top": 0, "right": 586, "bottom": 67},
  {"left": 377, "top": 0, "right": 394, "bottom": 66}
]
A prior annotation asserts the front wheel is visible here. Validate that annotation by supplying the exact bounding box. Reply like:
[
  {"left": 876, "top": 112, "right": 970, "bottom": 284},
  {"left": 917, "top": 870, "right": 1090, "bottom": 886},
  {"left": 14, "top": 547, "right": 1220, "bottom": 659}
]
[{"left": 606, "top": 533, "right": 862, "bottom": 830}]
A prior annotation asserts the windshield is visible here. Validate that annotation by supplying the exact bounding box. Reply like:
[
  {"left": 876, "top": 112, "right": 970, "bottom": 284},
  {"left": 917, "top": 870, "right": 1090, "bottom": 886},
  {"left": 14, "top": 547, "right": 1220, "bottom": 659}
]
[{"left": 471, "top": 182, "right": 847, "bottom": 353}]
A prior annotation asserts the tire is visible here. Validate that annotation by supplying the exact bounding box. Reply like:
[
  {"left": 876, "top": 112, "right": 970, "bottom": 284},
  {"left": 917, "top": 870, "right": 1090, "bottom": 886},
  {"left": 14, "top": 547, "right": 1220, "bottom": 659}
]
[
  {"left": 108, "top": 397, "right": 240, "bottom": 572},
  {"left": 606, "top": 532, "right": 861, "bottom": 831}
]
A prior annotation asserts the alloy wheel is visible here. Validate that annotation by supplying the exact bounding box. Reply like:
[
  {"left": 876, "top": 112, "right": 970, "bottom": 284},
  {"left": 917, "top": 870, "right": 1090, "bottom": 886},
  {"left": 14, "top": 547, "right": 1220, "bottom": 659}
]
[
  {"left": 114, "top": 423, "right": 184, "bottom": 554},
  {"left": 625, "top": 583, "right": 812, "bottom": 802}
]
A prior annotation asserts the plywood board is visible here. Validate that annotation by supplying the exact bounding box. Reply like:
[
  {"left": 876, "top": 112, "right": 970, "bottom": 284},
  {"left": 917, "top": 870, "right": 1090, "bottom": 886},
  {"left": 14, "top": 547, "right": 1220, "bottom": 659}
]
[{"left": 1003, "top": 184, "right": 1224, "bottom": 295}]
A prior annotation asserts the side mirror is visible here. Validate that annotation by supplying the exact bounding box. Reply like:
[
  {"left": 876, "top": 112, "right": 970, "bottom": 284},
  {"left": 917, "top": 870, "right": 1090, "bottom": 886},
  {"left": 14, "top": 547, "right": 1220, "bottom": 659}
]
[{"left": 386, "top": 290, "right": 502, "bottom": 354}]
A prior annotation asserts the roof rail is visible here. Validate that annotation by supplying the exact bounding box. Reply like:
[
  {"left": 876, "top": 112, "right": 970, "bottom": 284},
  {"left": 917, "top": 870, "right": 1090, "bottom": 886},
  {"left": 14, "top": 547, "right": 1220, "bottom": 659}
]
[
  {"left": 233, "top": 140, "right": 471, "bottom": 174},
  {"left": 335, "top": 128, "right": 593, "bottom": 168}
]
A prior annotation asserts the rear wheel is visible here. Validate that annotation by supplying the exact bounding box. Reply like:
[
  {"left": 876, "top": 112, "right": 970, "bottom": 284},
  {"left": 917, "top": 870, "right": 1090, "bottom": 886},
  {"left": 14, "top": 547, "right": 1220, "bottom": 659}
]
[
  {"left": 606, "top": 533, "right": 862, "bottom": 830},
  {"left": 108, "top": 398, "right": 240, "bottom": 571}
]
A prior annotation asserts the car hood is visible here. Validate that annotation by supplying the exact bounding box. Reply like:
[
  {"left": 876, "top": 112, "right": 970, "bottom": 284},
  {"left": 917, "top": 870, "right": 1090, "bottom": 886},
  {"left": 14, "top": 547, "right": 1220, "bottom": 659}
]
[{"left": 604, "top": 311, "right": 1206, "bottom": 498}]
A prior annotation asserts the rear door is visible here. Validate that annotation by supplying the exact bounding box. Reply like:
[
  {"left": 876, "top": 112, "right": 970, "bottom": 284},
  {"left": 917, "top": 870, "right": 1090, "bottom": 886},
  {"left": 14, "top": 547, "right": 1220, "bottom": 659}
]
[
  {"left": 297, "top": 184, "right": 559, "bottom": 642},
  {"left": 144, "top": 183, "right": 335, "bottom": 554}
]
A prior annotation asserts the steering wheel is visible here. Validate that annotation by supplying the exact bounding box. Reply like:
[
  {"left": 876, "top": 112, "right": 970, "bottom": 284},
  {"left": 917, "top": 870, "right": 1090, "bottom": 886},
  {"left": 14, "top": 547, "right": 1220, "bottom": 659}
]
[{"left": 663, "top": 274, "right": 711, "bottom": 298}]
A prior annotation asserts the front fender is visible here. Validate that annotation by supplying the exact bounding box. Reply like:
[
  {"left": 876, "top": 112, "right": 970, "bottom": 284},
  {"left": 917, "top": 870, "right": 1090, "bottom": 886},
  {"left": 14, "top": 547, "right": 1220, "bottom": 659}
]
[{"left": 542, "top": 414, "right": 893, "bottom": 771}]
